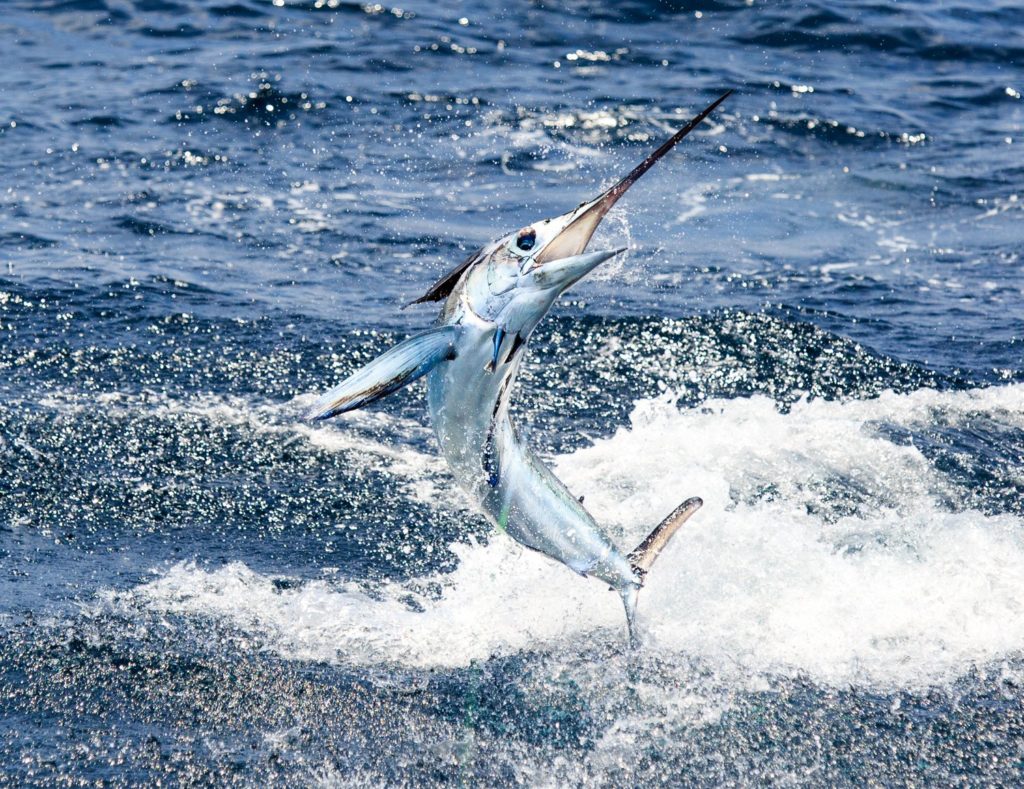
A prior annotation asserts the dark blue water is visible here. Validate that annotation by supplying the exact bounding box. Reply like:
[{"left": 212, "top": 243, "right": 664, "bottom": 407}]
[{"left": 2, "top": 0, "right": 1023, "bottom": 785}]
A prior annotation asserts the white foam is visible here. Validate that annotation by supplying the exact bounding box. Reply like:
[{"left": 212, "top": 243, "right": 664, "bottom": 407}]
[{"left": 114, "top": 384, "right": 1024, "bottom": 690}]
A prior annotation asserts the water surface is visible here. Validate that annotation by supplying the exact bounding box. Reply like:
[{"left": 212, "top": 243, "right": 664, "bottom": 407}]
[{"left": 1, "top": 0, "right": 1023, "bottom": 784}]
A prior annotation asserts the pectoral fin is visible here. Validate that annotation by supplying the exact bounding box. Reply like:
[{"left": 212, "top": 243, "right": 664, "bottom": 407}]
[
  {"left": 484, "top": 326, "right": 506, "bottom": 373},
  {"left": 306, "top": 326, "right": 457, "bottom": 420}
]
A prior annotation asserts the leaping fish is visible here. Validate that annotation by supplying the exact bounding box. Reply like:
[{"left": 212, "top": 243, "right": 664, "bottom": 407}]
[{"left": 308, "top": 90, "right": 732, "bottom": 647}]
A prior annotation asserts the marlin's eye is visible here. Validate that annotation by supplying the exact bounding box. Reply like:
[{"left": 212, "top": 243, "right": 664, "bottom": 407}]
[{"left": 515, "top": 228, "right": 536, "bottom": 251}]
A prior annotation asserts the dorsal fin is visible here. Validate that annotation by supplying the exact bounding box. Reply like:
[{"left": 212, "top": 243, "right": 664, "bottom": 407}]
[{"left": 405, "top": 247, "right": 484, "bottom": 307}]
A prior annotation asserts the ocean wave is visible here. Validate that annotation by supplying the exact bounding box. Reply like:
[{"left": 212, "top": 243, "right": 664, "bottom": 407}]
[{"left": 110, "top": 384, "right": 1024, "bottom": 690}]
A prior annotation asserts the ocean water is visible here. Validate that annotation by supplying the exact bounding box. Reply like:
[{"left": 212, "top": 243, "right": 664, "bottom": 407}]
[{"left": 1, "top": 0, "right": 1023, "bottom": 785}]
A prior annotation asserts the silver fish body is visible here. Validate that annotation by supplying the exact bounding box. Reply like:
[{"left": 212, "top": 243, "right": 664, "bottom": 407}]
[
  {"left": 426, "top": 305, "right": 639, "bottom": 593},
  {"left": 307, "top": 91, "right": 731, "bottom": 646}
]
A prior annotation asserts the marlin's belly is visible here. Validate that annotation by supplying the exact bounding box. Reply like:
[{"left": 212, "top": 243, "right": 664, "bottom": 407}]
[{"left": 425, "top": 324, "right": 637, "bottom": 590}]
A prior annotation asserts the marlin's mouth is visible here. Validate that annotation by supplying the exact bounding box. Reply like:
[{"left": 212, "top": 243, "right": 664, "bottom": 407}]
[
  {"left": 534, "top": 89, "right": 733, "bottom": 266},
  {"left": 408, "top": 90, "right": 733, "bottom": 306}
]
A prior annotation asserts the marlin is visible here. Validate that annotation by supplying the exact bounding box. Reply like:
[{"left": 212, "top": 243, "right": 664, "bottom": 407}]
[{"left": 308, "top": 91, "right": 732, "bottom": 647}]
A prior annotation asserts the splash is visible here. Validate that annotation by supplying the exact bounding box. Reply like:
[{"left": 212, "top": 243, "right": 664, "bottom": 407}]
[{"left": 113, "top": 384, "right": 1024, "bottom": 690}]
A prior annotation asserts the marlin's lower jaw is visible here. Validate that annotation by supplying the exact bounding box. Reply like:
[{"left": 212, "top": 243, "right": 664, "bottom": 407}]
[{"left": 524, "top": 247, "right": 626, "bottom": 293}]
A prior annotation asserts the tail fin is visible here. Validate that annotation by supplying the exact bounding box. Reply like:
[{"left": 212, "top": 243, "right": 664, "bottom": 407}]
[
  {"left": 620, "top": 496, "right": 702, "bottom": 649},
  {"left": 620, "top": 585, "right": 641, "bottom": 650},
  {"left": 628, "top": 497, "right": 703, "bottom": 579}
]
